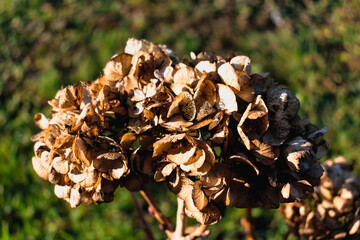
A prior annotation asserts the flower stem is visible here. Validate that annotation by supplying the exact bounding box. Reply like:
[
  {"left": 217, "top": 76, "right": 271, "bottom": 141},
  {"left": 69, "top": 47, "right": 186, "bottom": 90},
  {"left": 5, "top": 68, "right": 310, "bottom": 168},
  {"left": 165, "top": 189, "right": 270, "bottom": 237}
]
[
  {"left": 139, "top": 187, "right": 174, "bottom": 238},
  {"left": 241, "top": 208, "right": 256, "bottom": 240},
  {"left": 174, "top": 198, "right": 187, "bottom": 239},
  {"left": 185, "top": 224, "right": 209, "bottom": 240},
  {"left": 129, "top": 191, "right": 155, "bottom": 240}
]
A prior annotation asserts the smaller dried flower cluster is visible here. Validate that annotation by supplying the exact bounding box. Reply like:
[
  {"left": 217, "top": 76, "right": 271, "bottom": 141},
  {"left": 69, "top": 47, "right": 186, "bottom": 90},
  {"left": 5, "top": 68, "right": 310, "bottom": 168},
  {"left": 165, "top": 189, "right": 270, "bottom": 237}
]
[
  {"left": 31, "top": 84, "right": 131, "bottom": 207},
  {"left": 32, "top": 38, "right": 328, "bottom": 225},
  {"left": 281, "top": 156, "right": 360, "bottom": 239}
]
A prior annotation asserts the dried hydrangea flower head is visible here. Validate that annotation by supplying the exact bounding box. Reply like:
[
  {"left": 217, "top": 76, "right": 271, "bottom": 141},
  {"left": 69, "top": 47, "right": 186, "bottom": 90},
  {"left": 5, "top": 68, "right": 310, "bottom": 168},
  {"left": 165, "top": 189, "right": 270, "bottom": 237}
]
[
  {"left": 280, "top": 156, "right": 360, "bottom": 239},
  {"left": 32, "top": 38, "right": 327, "bottom": 225}
]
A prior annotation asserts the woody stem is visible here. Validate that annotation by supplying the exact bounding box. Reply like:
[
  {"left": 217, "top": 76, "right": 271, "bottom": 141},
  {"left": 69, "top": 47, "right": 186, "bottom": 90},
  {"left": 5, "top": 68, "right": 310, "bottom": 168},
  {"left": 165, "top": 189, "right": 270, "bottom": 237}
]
[
  {"left": 129, "top": 191, "right": 155, "bottom": 240},
  {"left": 139, "top": 187, "right": 174, "bottom": 238},
  {"left": 174, "top": 198, "right": 187, "bottom": 238},
  {"left": 185, "top": 224, "right": 209, "bottom": 240},
  {"left": 242, "top": 208, "right": 256, "bottom": 240}
]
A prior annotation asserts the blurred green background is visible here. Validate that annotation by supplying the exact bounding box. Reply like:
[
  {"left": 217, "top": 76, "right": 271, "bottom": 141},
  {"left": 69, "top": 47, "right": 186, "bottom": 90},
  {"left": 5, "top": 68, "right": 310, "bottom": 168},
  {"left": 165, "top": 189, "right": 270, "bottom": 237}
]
[{"left": 1, "top": 0, "right": 359, "bottom": 239}]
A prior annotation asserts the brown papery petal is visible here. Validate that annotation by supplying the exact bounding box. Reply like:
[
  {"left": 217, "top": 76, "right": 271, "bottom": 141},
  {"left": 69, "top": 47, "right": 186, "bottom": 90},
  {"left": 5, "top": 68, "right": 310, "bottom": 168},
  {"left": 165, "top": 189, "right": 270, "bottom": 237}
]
[
  {"left": 229, "top": 154, "right": 259, "bottom": 175},
  {"left": 170, "top": 82, "right": 193, "bottom": 96},
  {"left": 34, "top": 141, "right": 49, "bottom": 157},
  {"left": 188, "top": 118, "right": 213, "bottom": 131},
  {"left": 169, "top": 176, "right": 194, "bottom": 201},
  {"left": 192, "top": 181, "right": 209, "bottom": 211},
  {"left": 80, "top": 168, "right": 100, "bottom": 188},
  {"left": 159, "top": 115, "right": 193, "bottom": 131},
  {"left": 236, "top": 71, "right": 255, "bottom": 103},
  {"left": 119, "top": 75, "right": 139, "bottom": 95},
  {"left": 194, "top": 79, "right": 217, "bottom": 106},
  {"left": 251, "top": 139, "right": 279, "bottom": 165},
  {"left": 161, "top": 162, "right": 177, "bottom": 178},
  {"left": 34, "top": 113, "right": 49, "bottom": 130},
  {"left": 216, "top": 84, "right": 238, "bottom": 114},
  {"left": 130, "top": 89, "right": 145, "bottom": 102},
  {"left": 198, "top": 141, "right": 215, "bottom": 167},
  {"left": 195, "top": 100, "right": 216, "bottom": 121},
  {"left": 247, "top": 96, "right": 268, "bottom": 120},
  {"left": 237, "top": 102, "right": 252, "bottom": 135},
  {"left": 218, "top": 62, "right": 241, "bottom": 91},
  {"left": 208, "top": 110, "right": 225, "bottom": 130},
  {"left": 188, "top": 203, "right": 222, "bottom": 225},
  {"left": 120, "top": 133, "right": 137, "bottom": 149},
  {"left": 127, "top": 116, "right": 152, "bottom": 134},
  {"left": 54, "top": 185, "right": 71, "bottom": 200},
  {"left": 284, "top": 137, "right": 313, "bottom": 172},
  {"left": 281, "top": 180, "right": 313, "bottom": 202},
  {"left": 180, "top": 148, "right": 206, "bottom": 174},
  {"left": 49, "top": 168, "right": 70, "bottom": 186},
  {"left": 129, "top": 50, "right": 154, "bottom": 81},
  {"left": 73, "top": 137, "right": 94, "bottom": 166},
  {"left": 167, "top": 145, "right": 197, "bottom": 166},
  {"left": 201, "top": 172, "right": 226, "bottom": 199},
  {"left": 61, "top": 85, "right": 83, "bottom": 109},
  {"left": 196, "top": 51, "right": 216, "bottom": 62},
  {"left": 70, "top": 186, "right": 81, "bottom": 208},
  {"left": 173, "top": 66, "right": 196, "bottom": 85},
  {"left": 230, "top": 55, "right": 251, "bottom": 74},
  {"left": 94, "top": 152, "right": 127, "bottom": 172},
  {"left": 79, "top": 191, "right": 94, "bottom": 207},
  {"left": 167, "top": 91, "right": 195, "bottom": 121},
  {"left": 103, "top": 53, "right": 132, "bottom": 81},
  {"left": 68, "top": 164, "right": 86, "bottom": 183},
  {"left": 32, "top": 156, "right": 49, "bottom": 180},
  {"left": 131, "top": 150, "right": 153, "bottom": 174},
  {"left": 111, "top": 167, "right": 127, "bottom": 179},
  {"left": 52, "top": 156, "right": 69, "bottom": 175},
  {"left": 195, "top": 61, "right": 217, "bottom": 74},
  {"left": 153, "top": 133, "right": 187, "bottom": 157},
  {"left": 349, "top": 219, "right": 360, "bottom": 235},
  {"left": 52, "top": 139, "right": 73, "bottom": 164},
  {"left": 124, "top": 38, "right": 151, "bottom": 55}
]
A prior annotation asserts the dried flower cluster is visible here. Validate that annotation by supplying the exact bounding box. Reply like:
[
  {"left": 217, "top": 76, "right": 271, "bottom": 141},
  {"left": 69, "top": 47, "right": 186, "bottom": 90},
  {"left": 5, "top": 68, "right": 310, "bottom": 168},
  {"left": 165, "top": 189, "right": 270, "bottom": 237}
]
[
  {"left": 32, "top": 38, "right": 327, "bottom": 225},
  {"left": 281, "top": 156, "right": 360, "bottom": 239}
]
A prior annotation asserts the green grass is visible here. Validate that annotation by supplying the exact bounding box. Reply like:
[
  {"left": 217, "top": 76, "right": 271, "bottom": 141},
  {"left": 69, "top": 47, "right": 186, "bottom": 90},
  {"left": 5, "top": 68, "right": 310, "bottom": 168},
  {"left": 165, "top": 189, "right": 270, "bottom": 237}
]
[{"left": 1, "top": 0, "right": 359, "bottom": 239}]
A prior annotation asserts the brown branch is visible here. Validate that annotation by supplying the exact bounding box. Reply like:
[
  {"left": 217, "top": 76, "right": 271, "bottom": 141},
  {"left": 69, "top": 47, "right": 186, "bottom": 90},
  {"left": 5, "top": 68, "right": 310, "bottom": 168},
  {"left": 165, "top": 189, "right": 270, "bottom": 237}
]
[
  {"left": 184, "top": 224, "right": 209, "bottom": 240},
  {"left": 129, "top": 191, "right": 155, "bottom": 240},
  {"left": 139, "top": 187, "right": 174, "bottom": 238},
  {"left": 241, "top": 208, "right": 256, "bottom": 240},
  {"left": 174, "top": 198, "right": 187, "bottom": 239}
]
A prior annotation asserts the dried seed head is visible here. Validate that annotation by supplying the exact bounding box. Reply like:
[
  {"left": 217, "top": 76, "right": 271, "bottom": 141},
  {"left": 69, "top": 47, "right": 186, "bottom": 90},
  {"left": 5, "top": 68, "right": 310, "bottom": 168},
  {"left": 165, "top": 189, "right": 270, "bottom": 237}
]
[
  {"left": 31, "top": 38, "right": 327, "bottom": 225},
  {"left": 280, "top": 157, "right": 360, "bottom": 239}
]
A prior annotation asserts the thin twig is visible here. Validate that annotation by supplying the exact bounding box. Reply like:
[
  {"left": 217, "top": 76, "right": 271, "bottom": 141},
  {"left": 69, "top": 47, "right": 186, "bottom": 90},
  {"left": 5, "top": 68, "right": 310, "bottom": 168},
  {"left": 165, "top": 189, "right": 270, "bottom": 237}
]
[
  {"left": 129, "top": 191, "right": 155, "bottom": 240},
  {"left": 139, "top": 187, "right": 174, "bottom": 238},
  {"left": 174, "top": 198, "right": 187, "bottom": 239},
  {"left": 185, "top": 224, "right": 209, "bottom": 240},
  {"left": 241, "top": 208, "right": 256, "bottom": 240}
]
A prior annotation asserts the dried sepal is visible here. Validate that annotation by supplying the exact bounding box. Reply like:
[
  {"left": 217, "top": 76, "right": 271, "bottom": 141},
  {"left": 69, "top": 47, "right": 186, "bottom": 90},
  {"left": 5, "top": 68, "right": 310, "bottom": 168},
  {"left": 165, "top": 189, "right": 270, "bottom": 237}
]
[
  {"left": 34, "top": 113, "right": 49, "bottom": 130},
  {"left": 195, "top": 60, "right": 217, "bottom": 74},
  {"left": 171, "top": 67, "right": 196, "bottom": 95},
  {"left": 49, "top": 84, "right": 83, "bottom": 111},
  {"left": 218, "top": 62, "right": 241, "bottom": 92},
  {"left": 230, "top": 55, "right": 251, "bottom": 74},
  {"left": 103, "top": 53, "right": 133, "bottom": 81},
  {"left": 192, "top": 180, "right": 209, "bottom": 211},
  {"left": 216, "top": 84, "right": 238, "bottom": 114},
  {"left": 32, "top": 156, "right": 50, "bottom": 180},
  {"left": 237, "top": 96, "right": 269, "bottom": 150},
  {"left": 167, "top": 91, "right": 196, "bottom": 121}
]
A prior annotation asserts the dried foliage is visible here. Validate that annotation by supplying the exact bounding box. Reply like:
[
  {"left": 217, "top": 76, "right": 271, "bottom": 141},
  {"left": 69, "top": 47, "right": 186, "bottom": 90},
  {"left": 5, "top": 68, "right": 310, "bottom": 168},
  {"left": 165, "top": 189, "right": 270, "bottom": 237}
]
[
  {"left": 281, "top": 156, "right": 360, "bottom": 239},
  {"left": 32, "top": 38, "right": 327, "bottom": 225}
]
